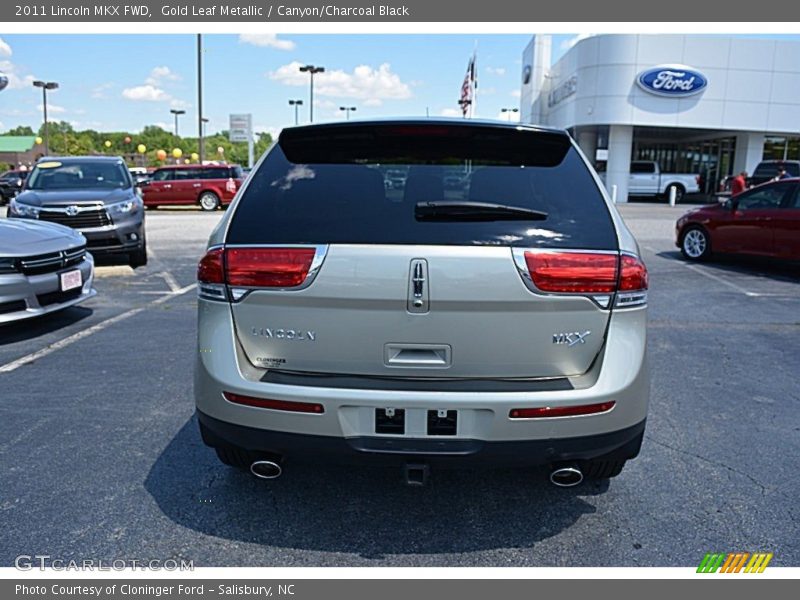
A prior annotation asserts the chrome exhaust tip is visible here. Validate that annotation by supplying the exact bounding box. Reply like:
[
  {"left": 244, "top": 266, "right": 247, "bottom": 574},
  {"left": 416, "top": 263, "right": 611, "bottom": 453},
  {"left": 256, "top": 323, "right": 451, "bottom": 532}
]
[
  {"left": 250, "top": 460, "right": 283, "bottom": 480},
  {"left": 549, "top": 465, "right": 583, "bottom": 487}
]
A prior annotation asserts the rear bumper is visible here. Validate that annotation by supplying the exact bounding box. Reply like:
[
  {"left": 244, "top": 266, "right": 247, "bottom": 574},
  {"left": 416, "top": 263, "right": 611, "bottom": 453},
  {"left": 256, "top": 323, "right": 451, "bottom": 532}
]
[
  {"left": 198, "top": 409, "right": 645, "bottom": 467},
  {"left": 195, "top": 299, "right": 650, "bottom": 458}
]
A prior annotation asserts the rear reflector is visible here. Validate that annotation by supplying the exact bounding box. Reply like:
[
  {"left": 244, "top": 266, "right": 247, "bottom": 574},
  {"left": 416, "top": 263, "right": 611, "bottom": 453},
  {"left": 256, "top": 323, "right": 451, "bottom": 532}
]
[
  {"left": 524, "top": 251, "right": 618, "bottom": 293},
  {"left": 509, "top": 401, "right": 615, "bottom": 419},
  {"left": 226, "top": 247, "right": 316, "bottom": 288},
  {"left": 223, "top": 392, "right": 324, "bottom": 414}
]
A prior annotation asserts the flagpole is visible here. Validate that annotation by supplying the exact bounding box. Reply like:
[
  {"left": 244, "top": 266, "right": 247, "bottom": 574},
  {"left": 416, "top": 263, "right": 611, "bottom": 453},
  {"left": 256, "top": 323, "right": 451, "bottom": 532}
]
[{"left": 471, "top": 41, "right": 478, "bottom": 119}]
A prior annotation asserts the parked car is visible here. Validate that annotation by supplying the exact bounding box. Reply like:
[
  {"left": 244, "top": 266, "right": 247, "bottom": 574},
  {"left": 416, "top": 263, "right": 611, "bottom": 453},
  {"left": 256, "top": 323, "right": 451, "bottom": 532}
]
[
  {"left": 141, "top": 164, "right": 244, "bottom": 211},
  {"left": 0, "top": 218, "right": 96, "bottom": 324},
  {"left": 195, "top": 120, "right": 650, "bottom": 487},
  {"left": 7, "top": 157, "right": 147, "bottom": 268},
  {"left": 0, "top": 169, "right": 29, "bottom": 204},
  {"left": 676, "top": 178, "right": 800, "bottom": 261},
  {"left": 128, "top": 166, "right": 151, "bottom": 188},
  {"left": 600, "top": 160, "right": 700, "bottom": 202}
]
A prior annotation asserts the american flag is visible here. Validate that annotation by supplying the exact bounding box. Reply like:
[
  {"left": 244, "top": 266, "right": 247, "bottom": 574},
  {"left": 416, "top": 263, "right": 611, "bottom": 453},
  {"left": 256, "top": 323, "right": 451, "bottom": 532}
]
[{"left": 459, "top": 53, "right": 477, "bottom": 117}]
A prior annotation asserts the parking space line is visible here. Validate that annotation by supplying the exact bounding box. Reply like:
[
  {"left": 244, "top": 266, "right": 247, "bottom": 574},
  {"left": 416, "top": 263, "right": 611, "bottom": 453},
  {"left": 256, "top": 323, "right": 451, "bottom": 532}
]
[
  {"left": 0, "top": 283, "right": 196, "bottom": 375},
  {"left": 159, "top": 270, "right": 182, "bottom": 293},
  {"left": 682, "top": 263, "right": 762, "bottom": 297}
]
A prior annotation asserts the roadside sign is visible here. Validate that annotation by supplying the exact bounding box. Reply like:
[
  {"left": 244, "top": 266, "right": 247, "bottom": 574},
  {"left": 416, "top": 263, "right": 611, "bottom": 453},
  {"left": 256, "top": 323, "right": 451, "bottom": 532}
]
[{"left": 229, "top": 113, "right": 252, "bottom": 143}]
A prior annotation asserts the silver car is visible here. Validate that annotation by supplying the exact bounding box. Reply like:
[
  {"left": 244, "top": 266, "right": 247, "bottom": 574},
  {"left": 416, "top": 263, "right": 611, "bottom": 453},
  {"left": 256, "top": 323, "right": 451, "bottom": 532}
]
[
  {"left": 0, "top": 218, "right": 95, "bottom": 324},
  {"left": 195, "top": 120, "right": 650, "bottom": 487}
]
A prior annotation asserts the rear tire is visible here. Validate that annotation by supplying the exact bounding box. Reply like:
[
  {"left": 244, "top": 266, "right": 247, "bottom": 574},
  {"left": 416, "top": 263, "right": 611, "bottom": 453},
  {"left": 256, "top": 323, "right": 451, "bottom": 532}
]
[
  {"left": 199, "top": 191, "right": 220, "bottom": 211},
  {"left": 680, "top": 226, "right": 712, "bottom": 261},
  {"left": 581, "top": 459, "right": 627, "bottom": 479}
]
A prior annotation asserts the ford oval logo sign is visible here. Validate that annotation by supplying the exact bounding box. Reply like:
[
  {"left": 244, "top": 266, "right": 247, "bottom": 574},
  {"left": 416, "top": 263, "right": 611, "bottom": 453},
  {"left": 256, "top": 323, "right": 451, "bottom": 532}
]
[{"left": 637, "top": 65, "right": 708, "bottom": 97}]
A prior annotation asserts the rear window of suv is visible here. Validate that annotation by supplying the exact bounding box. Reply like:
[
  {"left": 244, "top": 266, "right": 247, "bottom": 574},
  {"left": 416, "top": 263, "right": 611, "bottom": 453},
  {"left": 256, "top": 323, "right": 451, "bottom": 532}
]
[{"left": 226, "top": 123, "right": 617, "bottom": 249}]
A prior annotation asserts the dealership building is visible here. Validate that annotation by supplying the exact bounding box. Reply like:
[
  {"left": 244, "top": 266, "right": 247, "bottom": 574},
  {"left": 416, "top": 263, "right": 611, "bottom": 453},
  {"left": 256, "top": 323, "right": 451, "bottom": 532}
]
[{"left": 520, "top": 34, "right": 800, "bottom": 202}]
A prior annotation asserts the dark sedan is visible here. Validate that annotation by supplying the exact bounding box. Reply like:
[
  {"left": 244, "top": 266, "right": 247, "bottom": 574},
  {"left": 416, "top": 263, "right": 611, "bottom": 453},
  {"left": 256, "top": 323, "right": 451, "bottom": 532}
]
[
  {"left": 7, "top": 157, "right": 147, "bottom": 268},
  {"left": 0, "top": 169, "right": 29, "bottom": 204},
  {"left": 676, "top": 179, "right": 800, "bottom": 261}
]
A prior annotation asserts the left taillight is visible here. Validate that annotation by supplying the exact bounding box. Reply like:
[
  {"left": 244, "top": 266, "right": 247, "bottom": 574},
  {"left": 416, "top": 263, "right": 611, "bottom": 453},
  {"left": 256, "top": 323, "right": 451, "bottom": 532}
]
[
  {"left": 197, "top": 246, "right": 323, "bottom": 301},
  {"left": 226, "top": 248, "right": 316, "bottom": 288}
]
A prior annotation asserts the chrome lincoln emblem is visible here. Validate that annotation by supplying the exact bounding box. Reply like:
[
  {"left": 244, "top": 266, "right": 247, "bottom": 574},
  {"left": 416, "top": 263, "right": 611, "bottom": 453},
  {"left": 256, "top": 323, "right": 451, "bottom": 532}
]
[
  {"left": 65, "top": 205, "right": 80, "bottom": 216},
  {"left": 408, "top": 259, "right": 429, "bottom": 314},
  {"left": 553, "top": 331, "right": 591, "bottom": 347}
]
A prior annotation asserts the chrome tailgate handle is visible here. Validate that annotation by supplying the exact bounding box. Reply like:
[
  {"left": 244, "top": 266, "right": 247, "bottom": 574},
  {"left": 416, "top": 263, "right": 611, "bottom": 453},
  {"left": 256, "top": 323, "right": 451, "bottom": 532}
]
[{"left": 384, "top": 343, "right": 452, "bottom": 368}]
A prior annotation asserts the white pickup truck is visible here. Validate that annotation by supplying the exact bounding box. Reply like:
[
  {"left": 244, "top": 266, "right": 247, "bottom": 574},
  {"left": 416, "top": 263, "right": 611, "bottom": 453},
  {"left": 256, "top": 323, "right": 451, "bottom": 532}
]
[{"left": 600, "top": 161, "right": 700, "bottom": 203}]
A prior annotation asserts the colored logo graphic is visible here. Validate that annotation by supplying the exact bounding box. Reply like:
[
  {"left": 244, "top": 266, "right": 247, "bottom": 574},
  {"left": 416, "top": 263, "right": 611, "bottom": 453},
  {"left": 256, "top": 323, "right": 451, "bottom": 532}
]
[
  {"left": 637, "top": 65, "right": 708, "bottom": 97},
  {"left": 697, "top": 552, "right": 773, "bottom": 573}
]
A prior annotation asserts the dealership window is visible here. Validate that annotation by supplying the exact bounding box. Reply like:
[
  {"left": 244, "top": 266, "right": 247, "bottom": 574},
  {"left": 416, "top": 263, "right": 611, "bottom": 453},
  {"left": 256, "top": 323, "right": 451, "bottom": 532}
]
[{"left": 763, "top": 137, "right": 800, "bottom": 161}]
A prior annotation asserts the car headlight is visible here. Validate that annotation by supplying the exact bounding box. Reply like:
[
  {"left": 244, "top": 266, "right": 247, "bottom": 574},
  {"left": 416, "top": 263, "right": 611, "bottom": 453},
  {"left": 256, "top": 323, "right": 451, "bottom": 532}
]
[
  {"left": 8, "top": 198, "right": 40, "bottom": 218},
  {"left": 0, "top": 257, "right": 17, "bottom": 274},
  {"left": 107, "top": 199, "right": 138, "bottom": 215}
]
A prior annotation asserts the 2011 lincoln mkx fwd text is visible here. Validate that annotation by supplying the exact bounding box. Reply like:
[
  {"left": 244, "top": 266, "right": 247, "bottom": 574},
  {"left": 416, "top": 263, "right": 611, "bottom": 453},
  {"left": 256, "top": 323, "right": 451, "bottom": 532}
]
[{"left": 194, "top": 120, "right": 650, "bottom": 487}]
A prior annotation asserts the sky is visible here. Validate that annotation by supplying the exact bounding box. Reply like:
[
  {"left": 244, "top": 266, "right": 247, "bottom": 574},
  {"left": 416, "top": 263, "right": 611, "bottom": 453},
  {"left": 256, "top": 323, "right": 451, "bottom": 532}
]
[{"left": 0, "top": 33, "right": 582, "bottom": 138}]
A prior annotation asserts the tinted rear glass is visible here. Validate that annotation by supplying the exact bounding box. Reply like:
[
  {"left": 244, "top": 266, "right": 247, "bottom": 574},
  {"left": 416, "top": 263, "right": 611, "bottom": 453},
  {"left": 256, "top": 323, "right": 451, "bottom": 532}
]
[{"left": 227, "top": 124, "right": 617, "bottom": 249}]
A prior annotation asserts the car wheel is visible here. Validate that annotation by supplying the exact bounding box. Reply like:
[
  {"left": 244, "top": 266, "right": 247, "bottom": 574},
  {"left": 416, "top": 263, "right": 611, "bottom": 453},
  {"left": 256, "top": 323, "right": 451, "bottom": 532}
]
[
  {"left": 681, "top": 226, "right": 711, "bottom": 261},
  {"left": 128, "top": 235, "right": 148, "bottom": 268},
  {"left": 665, "top": 183, "right": 685, "bottom": 204},
  {"left": 199, "top": 191, "right": 220, "bottom": 211},
  {"left": 581, "top": 459, "right": 627, "bottom": 479}
]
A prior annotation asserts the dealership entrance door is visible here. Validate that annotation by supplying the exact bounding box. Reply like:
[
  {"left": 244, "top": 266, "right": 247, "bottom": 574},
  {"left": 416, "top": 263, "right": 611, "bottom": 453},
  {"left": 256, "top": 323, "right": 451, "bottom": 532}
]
[{"left": 632, "top": 128, "right": 737, "bottom": 195}]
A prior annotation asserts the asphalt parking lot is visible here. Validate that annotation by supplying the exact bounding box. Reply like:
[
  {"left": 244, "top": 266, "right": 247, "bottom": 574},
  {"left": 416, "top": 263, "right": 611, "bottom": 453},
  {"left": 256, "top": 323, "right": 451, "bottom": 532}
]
[{"left": 1, "top": 203, "right": 798, "bottom": 567}]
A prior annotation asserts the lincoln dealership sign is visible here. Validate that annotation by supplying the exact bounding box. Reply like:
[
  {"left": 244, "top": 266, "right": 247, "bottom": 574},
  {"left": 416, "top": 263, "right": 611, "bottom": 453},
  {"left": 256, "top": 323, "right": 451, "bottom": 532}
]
[{"left": 637, "top": 65, "right": 708, "bottom": 97}]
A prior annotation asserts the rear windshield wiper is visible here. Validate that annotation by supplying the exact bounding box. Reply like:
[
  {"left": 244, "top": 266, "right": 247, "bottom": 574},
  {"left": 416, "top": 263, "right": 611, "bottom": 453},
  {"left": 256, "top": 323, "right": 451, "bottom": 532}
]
[{"left": 415, "top": 201, "right": 548, "bottom": 222}]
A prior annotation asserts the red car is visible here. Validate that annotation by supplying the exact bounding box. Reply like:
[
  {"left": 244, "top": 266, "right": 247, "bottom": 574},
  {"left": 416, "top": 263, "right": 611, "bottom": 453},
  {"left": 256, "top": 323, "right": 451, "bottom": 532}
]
[
  {"left": 142, "top": 164, "right": 244, "bottom": 211},
  {"left": 676, "top": 179, "right": 800, "bottom": 261}
]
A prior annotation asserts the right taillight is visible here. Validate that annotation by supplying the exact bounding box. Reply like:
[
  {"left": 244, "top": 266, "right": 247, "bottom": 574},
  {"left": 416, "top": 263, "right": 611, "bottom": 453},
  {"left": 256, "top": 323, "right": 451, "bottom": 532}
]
[
  {"left": 197, "top": 246, "right": 324, "bottom": 301},
  {"left": 515, "top": 249, "right": 647, "bottom": 308}
]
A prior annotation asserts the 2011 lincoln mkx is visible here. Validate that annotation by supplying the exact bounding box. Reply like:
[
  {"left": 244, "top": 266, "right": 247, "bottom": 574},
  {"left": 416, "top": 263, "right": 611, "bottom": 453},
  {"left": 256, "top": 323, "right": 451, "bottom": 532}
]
[{"left": 194, "top": 120, "right": 650, "bottom": 487}]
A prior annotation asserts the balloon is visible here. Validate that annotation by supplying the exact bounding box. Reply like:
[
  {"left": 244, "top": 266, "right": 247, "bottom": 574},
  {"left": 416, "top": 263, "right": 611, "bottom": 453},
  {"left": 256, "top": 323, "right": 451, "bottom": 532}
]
[
  {"left": 0, "top": 72, "right": 8, "bottom": 92},
  {"left": 217, "top": 146, "right": 224, "bottom": 155},
  {"left": 35, "top": 136, "right": 43, "bottom": 145},
  {"left": 172, "top": 148, "right": 183, "bottom": 159},
  {"left": 137, "top": 144, "right": 146, "bottom": 154},
  {"left": 124, "top": 136, "right": 132, "bottom": 144},
  {"left": 156, "top": 149, "right": 167, "bottom": 161},
  {"left": 191, "top": 152, "right": 199, "bottom": 162},
  {"left": 104, "top": 140, "right": 112, "bottom": 148}
]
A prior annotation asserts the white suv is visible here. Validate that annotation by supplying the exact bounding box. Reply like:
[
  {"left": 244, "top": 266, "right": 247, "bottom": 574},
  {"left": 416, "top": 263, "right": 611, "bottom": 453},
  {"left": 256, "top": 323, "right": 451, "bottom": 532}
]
[{"left": 194, "top": 120, "right": 650, "bottom": 487}]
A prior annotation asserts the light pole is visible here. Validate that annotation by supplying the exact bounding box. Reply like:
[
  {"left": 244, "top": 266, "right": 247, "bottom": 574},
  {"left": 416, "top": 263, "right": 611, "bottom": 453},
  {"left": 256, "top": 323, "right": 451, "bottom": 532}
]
[
  {"left": 501, "top": 107, "right": 519, "bottom": 122},
  {"left": 298, "top": 64, "right": 325, "bottom": 123},
  {"left": 339, "top": 106, "right": 357, "bottom": 120},
  {"left": 201, "top": 117, "right": 209, "bottom": 138},
  {"left": 288, "top": 99, "right": 303, "bottom": 125},
  {"left": 170, "top": 109, "right": 186, "bottom": 137},
  {"left": 197, "top": 34, "right": 205, "bottom": 164},
  {"left": 32, "top": 80, "right": 59, "bottom": 155}
]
